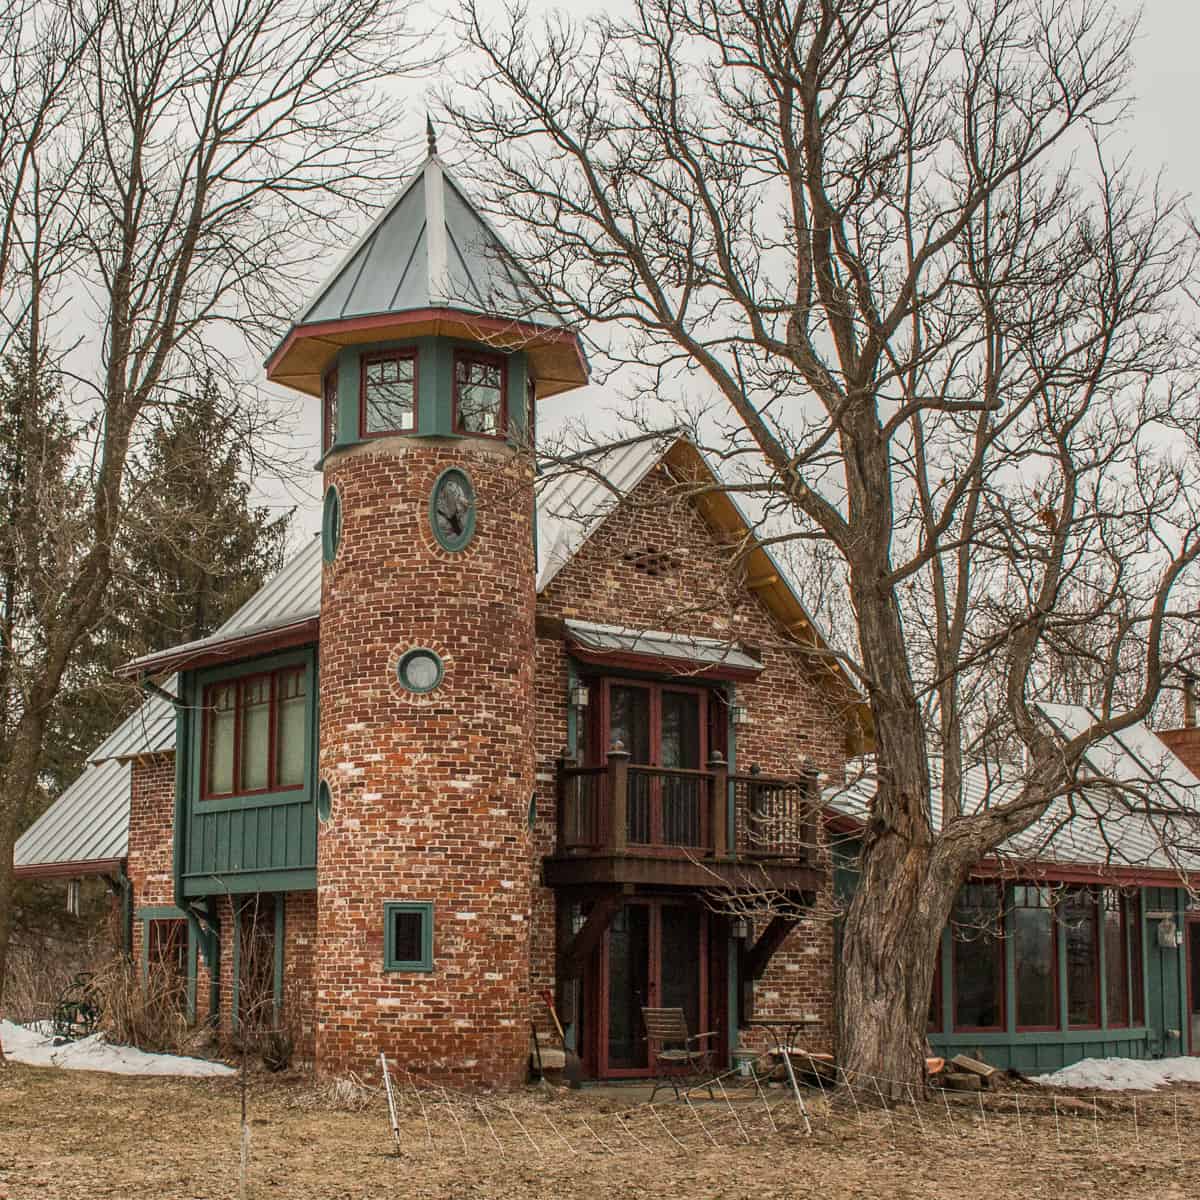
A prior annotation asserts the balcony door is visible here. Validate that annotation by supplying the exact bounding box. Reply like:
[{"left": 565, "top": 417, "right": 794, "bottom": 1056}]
[
  {"left": 599, "top": 898, "right": 709, "bottom": 1076},
  {"left": 600, "top": 679, "right": 708, "bottom": 848}
]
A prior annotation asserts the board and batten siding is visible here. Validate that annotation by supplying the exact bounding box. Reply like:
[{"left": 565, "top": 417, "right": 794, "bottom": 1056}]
[{"left": 175, "top": 647, "right": 319, "bottom": 897}]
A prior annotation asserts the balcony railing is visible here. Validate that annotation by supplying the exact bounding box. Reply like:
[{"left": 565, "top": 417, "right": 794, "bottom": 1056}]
[{"left": 556, "top": 748, "right": 816, "bottom": 866}]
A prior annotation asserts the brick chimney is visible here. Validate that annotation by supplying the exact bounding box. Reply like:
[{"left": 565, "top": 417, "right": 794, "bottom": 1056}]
[{"left": 1158, "top": 675, "right": 1200, "bottom": 777}]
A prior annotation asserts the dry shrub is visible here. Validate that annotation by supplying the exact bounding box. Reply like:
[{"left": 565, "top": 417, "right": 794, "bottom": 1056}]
[
  {"left": 4, "top": 934, "right": 103, "bottom": 1026},
  {"left": 90, "top": 956, "right": 194, "bottom": 1055}
]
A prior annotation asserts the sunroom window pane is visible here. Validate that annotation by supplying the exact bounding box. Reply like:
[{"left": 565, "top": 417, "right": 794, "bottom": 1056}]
[
  {"left": 455, "top": 357, "right": 503, "bottom": 435},
  {"left": 1014, "top": 886, "right": 1057, "bottom": 1028},
  {"left": 1064, "top": 888, "right": 1100, "bottom": 1026},
  {"left": 276, "top": 669, "right": 307, "bottom": 788},
  {"left": 240, "top": 676, "right": 271, "bottom": 792},
  {"left": 1104, "top": 889, "right": 1129, "bottom": 1026},
  {"left": 952, "top": 884, "right": 1003, "bottom": 1030},
  {"left": 363, "top": 355, "right": 415, "bottom": 433},
  {"left": 206, "top": 684, "right": 236, "bottom": 796}
]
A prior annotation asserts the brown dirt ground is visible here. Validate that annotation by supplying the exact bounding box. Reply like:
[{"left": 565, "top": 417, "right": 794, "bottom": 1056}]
[{"left": 0, "top": 1061, "right": 1198, "bottom": 1199}]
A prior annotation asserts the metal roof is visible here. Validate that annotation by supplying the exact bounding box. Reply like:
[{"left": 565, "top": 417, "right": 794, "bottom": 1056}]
[
  {"left": 14, "top": 759, "right": 131, "bottom": 872},
  {"left": 536, "top": 431, "right": 678, "bottom": 592},
  {"left": 88, "top": 678, "right": 177, "bottom": 764},
  {"left": 296, "top": 154, "right": 559, "bottom": 329},
  {"left": 565, "top": 619, "right": 764, "bottom": 674},
  {"left": 826, "top": 705, "right": 1200, "bottom": 877}
]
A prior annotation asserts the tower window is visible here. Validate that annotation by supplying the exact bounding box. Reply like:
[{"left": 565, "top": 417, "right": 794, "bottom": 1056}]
[
  {"left": 361, "top": 350, "right": 417, "bottom": 437},
  {"left": 322, "top": 369, "right": 338, "bottom": 453},
  {"left": 383, "top": 902, "right": 434, "bottom": 972},
  {"left": 203, "top": 666, "right": 308, "bottom": 798},
  {"left": 453, "top": 352, "right": 506, "bottom": 437}
]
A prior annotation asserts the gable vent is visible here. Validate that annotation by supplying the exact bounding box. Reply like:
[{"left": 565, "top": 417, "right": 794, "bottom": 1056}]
[{"left": 622, "top": 546, "right": 680, "bottom": 578}]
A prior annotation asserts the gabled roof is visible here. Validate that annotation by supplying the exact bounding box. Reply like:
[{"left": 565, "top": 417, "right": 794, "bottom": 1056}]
[{"left": 826, "top": 705, "right": 1200, "bottom": 881}]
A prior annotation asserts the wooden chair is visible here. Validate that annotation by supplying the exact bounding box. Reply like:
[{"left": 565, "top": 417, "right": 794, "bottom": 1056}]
[{"left": 641, "top": 1006, "right": 717, "bottom": 1100}]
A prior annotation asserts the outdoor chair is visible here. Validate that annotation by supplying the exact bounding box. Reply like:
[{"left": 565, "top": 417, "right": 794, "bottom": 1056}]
[{"left": 641, "top": 1006, "right": 717, "bottom": 1101}]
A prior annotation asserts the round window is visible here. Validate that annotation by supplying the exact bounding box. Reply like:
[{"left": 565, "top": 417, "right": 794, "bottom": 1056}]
[
  {"left": 397, "top": 648, "right": 444, "bottom": 694},
  {"left": 429, "top": 467, "right": 476, "bottom": 552},
  {"left": 322, "top": 485, "right": 342, "bottom": 563},
  {"left": 317, "top": 779, "right": 333, "bottom": 822}
]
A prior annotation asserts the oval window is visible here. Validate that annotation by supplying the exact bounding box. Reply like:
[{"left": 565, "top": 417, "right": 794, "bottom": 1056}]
[
  {"left": 317, "top": 779, "right": 333, "bottom": 822},
  {"left": 429, "top": 467, "right": 475, "bottom": 552},
  {"left": 322, "top": 485, "right": 341, "bottom": 563},
  {"left": 397, "top": 648, "right": 444, "bottom": 694}
]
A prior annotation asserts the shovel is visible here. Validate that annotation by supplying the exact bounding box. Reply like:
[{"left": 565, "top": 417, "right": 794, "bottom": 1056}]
[{"left": 540, "top": 987, "right": 584, "bottom": 1088}]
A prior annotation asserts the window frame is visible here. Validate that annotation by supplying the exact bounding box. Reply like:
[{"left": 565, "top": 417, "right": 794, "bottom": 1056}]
[
  {"left": 927, "top": 937, "right": 943, "bottom": 1034},
  {"left": 1012, "top": 883, "right": 1060, "bottom": 1032},
  {"left": 950, "top": 882, "right": 1006, "bottom": 1034},
  {"left": 1128, "top": 892, "right": 1145, "bottom": 1026},
  {"left": 1102, "top": 887, "right": 1134, "bottom": 1029},
  {"left": 383, "top": 901, "right": 434, "bottom": 973},
  {"left": 201, "top": 664, "right": 308, "bottom": 801},
  {"left": 451, "top": 349, "right": 508, "bottom": 439},
  {"left": 359, "top": 349, "right": 419, "bottom": 439},
  {"left": 1063, "top": 885, "right": 1103, "bottom": 1030},
  {"left": 322, "top": 367, "right": 338, "bottom": 453}
]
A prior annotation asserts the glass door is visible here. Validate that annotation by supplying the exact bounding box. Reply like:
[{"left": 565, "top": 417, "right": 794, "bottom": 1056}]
[{"left": 597, "top": 899, "right": 709, "bottom": 1077}]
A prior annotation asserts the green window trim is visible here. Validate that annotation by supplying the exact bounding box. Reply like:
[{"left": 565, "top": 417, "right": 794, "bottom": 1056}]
[
  {"left": 397, "top": 647, "right": 444, "bottom": 694},
  {"left": 383, "top": 901, "right": 434, "bottom": 973},
  {"left": 138, "top": 905, "right": 197, "bottom": 1024},
  {"left": 322, "top": 484, "right": 342, "bottom": 563}
]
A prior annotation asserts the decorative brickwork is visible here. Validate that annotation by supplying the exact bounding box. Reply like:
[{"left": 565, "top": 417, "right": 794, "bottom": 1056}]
[
  {"left": 532, "top": 463, "right": 848, "bottom": 1055},
  {"left": 316, "top": 436, "right": 536, "bottom": 1084}
]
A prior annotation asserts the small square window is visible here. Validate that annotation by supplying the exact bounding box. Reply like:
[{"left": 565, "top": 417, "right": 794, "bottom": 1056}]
[
  {"left": 454, "top": 352, "right": 506, "bottom": 437},
  {"left": 361, "top": 351, "right": 417, "bottom": 436},
  {"left": 383, "top": 901, "right": 433, "bottom": 972}
]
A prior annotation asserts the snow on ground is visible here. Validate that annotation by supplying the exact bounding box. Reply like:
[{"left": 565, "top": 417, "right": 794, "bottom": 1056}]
[
  {"left": 0, "top": 1019, "right": 235, "bottom": 1077},
  {"left": 1033, "top": 1055, "right": 1200, "bottom": 1091}
]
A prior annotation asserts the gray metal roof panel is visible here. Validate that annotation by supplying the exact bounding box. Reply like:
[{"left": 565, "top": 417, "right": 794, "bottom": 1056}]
[
  {"left": 89, "top": 681, "right": 177, "bottom": 764},
  {"left": 14, "top": 759, "right": 131, "bottom": 869},
  {"left": 213, "top": 536, "right": 322, "bottom": 638},
  {"left": 565, "top": 619, "right": 763, "bottom": 672}
]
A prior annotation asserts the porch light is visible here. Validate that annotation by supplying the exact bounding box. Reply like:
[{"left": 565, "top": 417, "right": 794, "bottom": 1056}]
[
  {"left": 732, "top": 916, "right": 751, "bottom": 940},
  {"left": 569, "top": 683, "right": 591, "bottom": 710},
  {"left": 731, "top": 704, "right": 750, "bottom": 726}
]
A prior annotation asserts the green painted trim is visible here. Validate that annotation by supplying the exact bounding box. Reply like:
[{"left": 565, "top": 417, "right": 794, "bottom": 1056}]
[
  {"left": 565, "top": 658, "right": 580, "bottom": 759},
  {"left": 1002, "top": 895, "right": 1017, "bottom": 1035},
  {"left": 428, "top": 466, "right": 476, "bottom": 552},
  {"left": 321, "top": 485, "right": 342, "bottom": 562},
  {"left": 1177, "top": 891, "right": 1189, "bottom": 1054},
  {"left": 938, "top": 924, "right": 952, "bottom": 1034},
  {"left": 273, "top": 894, "right": 285, "bottom": 1026},
  {"left": 317, "top": 779, "right": 333, "bottom": 822},
  {"left": 172, "top": 677, "right": 191, "bottom": 913},
  {"left": 1056, "top": 894, "right": 1070, "bottom": 1033},
  {"left": 137, "top": 904, "right": 187, "bottom": 919},
  {"left": 137, "top": 906, "right": 197, "bottom": 1025},
  {"left": 383, "top": 901, "right": 434, "bottom": 973},
  {"left": 396, "top": 647, "right": 444, "bottom": 694},
  {"left": 932, "top": 1026, "right": 1151, "bottom": 1047},
  {"left": 182, "top": 868, "right": 317, "bottom": 895}
]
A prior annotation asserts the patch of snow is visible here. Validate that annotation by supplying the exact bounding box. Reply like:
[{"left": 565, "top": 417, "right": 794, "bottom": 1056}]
[
  {"left": 1033, "top": 1055, "right": 1200, "bottom": 1091},
  {"left": 0, "top": 1019, "right": 235, "bottom": 1077}
]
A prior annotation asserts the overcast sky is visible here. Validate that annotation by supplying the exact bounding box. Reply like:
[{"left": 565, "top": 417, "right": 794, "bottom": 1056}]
[{"left": 270, "top": 0, "right": 1200, "bottom": 538}]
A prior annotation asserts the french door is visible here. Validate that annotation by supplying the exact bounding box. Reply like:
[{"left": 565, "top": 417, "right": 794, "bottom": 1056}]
[
  {"left": 597, "top": 898, "right": 709, "bottom": 1077},
  {"left": 598, "top": 679, "right": 709, "bottom": 848}
]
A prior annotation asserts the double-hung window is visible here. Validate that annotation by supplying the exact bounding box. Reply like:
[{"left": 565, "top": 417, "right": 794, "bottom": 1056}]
[
  {"left": 203, "top": 666, "right": 307, "bottom": 799},
  {"left": 453, "top": 352, "right": 506, "bottom": 437}
]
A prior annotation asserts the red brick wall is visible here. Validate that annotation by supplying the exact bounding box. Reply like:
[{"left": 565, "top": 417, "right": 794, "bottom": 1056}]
[
  {"left": 316, "top": 437, "right": 536, "bottom": 1084},
  {"left": 533, "top": 463, "right": 846, "bottom": 1055},
  {"left": 127, "top": 754, "right": 177, "bottom": 971}
]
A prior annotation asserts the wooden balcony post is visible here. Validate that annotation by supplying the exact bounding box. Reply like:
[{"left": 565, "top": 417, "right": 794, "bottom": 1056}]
[
  {"left": 707, "top": 750, "right": 728, "bottom": 857},
  {"left": 607, "top": 742, "right": 630, "bottom": 853}
]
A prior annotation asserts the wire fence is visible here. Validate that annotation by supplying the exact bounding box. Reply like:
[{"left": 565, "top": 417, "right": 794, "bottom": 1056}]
[{"left": 369, "top": 1053, "right": 1198, "bottom": 1169}]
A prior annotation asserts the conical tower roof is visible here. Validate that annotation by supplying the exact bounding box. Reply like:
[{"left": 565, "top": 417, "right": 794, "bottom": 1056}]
[{"left": 266, "top": 142, "right": 587, "bottom": 399}]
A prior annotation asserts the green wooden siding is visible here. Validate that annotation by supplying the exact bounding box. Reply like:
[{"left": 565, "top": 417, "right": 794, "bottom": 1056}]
[{"left": 176, "top": 648, "right": 318, "bottom": 898}]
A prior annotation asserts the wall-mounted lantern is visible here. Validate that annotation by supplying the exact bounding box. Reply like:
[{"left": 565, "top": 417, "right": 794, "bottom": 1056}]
[
  {"left": 569, "top": 683, "right": 590, "bottom": 710},
  {"left": 731, "top": 703, "right": 749, "bottom": 727},
  {"left": 732, "top": 916, "right": 751, "bottom": 940}
]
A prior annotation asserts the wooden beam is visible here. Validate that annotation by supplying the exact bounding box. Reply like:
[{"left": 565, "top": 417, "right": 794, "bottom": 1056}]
[
  {"left": 747, "top": 573, "right": 778, "bottom": 590},
  {"left": 557, "top": 890, "right": 625, "bottom": 979},
  {"left": 744, "top": 915, "right": 799, "bottom": 980}
]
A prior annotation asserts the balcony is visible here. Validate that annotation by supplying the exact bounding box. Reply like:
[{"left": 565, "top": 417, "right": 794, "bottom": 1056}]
[{"left": 543, "top": 749, "right": 822, "bottom": 893}]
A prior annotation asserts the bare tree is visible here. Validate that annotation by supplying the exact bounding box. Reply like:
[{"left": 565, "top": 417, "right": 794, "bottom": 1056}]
[
  {"left": 0, "top": 0, "right": 431, "bottom": 1028},
  {"left": 448, "top": 0, "right": 1200, "bottom": 1083}
]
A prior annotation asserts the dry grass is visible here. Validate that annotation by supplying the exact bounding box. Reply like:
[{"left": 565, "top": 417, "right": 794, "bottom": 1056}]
[{"left": 0, "top": 1061, "right": 1197, "bottom": 1199}]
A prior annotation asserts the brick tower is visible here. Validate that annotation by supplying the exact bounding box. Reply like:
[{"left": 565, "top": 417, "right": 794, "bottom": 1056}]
[{"left": 265, "top": 138, "right": 587, "bottom": 1083}]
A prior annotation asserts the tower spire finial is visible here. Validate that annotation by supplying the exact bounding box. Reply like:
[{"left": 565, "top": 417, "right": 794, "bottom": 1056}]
[{"left": 426, "top": 114, "right": 438, "bottom": 157}]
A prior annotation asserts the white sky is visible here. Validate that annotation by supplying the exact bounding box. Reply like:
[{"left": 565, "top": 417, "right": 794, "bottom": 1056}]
[{"left": 268, "top": 0, "right": 1200, "bottom": 540}]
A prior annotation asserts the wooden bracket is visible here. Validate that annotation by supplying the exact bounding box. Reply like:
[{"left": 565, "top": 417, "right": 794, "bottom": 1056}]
[
  {"left": 744, "top": 915, "right": 799, "bottom": 980},
  {"left": 557, "top": 889, "right": 626, "bottom": 980}
]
